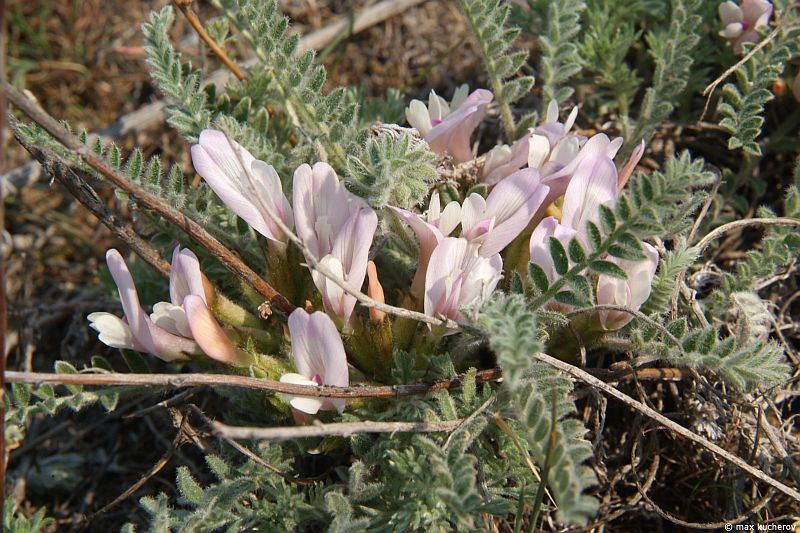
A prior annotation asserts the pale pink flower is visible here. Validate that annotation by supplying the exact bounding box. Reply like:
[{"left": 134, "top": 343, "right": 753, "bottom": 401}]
[
  {"left": 406, "top": 85, "right": 469, "bottom": 138},
  {"left": 528, "top": 216, "right": 579, "bottom": 285},
  {"left": 279, "top": 309, "right": 350, "bottom": 414},
  {"left": 528, "top": 150, "right": 618, "bottom": 288},
  {"left": 596, "top": 243, "right": 659, "bottom": 330},
  {"left": 424, "top": 238, "right": 503, "bottom": 325},
  {"left": 533, "top": 99, "right": 581, "bottom": 150},
  {"left": 719, "top": 0, "right": 773, "bottom": 54},
  {"left": 389, "top": 191, "right": 461, "bottom": 296},
  {"left": 293, "top": 163, "right": 378, "bottom": 324},
  {"left": 481, "top": 100, "right": 583, "bottom": 186},
  {"left": 559, "top": 151, "right": 619, "bottom": 245},
  {"left": 89, "top": 248, "right": 246, "bottom": 365},
  {"left": 406, "top": 86, "right": 493, "bottom": 163},
  {"left": 539, "top": 133, "right": 622, "bottom": 209},
  {"left": 481, "top": 139, "right": 529, "bottom": 186},
  {"left": 191, "top": 129, "right": 293, "bottom": 243},
  {"left": 461, "top": 168, "right": 550, "bottom": 256}
]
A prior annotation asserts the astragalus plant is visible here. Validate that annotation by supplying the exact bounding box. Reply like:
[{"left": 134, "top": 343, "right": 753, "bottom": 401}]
[{"left": 7, "top": 0, "right": 800, "bottom": 530}]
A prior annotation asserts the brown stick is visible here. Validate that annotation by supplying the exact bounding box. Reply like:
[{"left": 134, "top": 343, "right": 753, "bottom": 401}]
[
  {"left": 174, "top": 0, "right": 246, "bottom": 81},
  {"left": 3, "top": 80, "right": 296, "bottom": 315},
  {"left": 0, "top": 0, "right": 8, "bottom": 508},
  {"left": 212, "top": 418, "right": 464, "bottom": 441},
  {"left": 4, "top": 368, "right": 503, "bottom": 399},
  {"left": 533, "top": 352, "right": 800, "bottom": 502},
  {"left": 698, "top": 27, "right": 779, "bottom": 123},
  {"left": 694, "top": 217, "right": 800, "bottom": 254},
  {"left": 11, "top": 132, "right": 171, "bottom": 278}
]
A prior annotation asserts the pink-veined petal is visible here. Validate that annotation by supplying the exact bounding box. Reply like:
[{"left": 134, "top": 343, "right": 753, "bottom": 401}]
[
  {"left": 287, "top": 309, "right": 349, "bottom": 413},
  {"left": 106, "top": 249, "right": 158, "bottom": 356},
  {"left": 424, "top": 238, "right": 502, "bottom": 323},
  {"left": 184, "top": 295, "right": 248, "bottom": 366},
  {"left": 307, "top": 311, "right": 349, "bottom": 388},
  {"left": 331, "top": 208, "right": 378, "bottom": 287},
  {"left": 293, "top": 162, "right": 366, "bottom": 260},
  {"left": 529, "top": 217, "right": 578, "bottom": 284},
  {"left": 311, "top": 255, "right": 349, "bottom": 321},
  {"left": 527, "top": 134, "right": 552, "bottom": 169},
  {"left": 560, "top": 154, "right": 618, "bottom": 239},
  {"left": 251, "top": 159, "right": 294, "bottom": 239},
  {"left": 280, "top": 373, "right": 325, "bottom": 414},
  {"left": 169, "top": 246, "right": 206, "bottom": 306},
  {"left": 597, "top": 242, "right": 659, "bottom": 329},
  {"left": 741, "top": 0, "right": 772, "bottom": 27},
  {"left": 482, "top": 136, "right": 529, "bottom": 185},
  {"left": 460, "top": 193, "right": 487, "bottom": 237},
  {"left": 480, "top": 168, "right": 550, "bottom": 256},
  {"left": 191, "top": 130, "right": 281, "bottom": 241},
  {"left": 426, "top": 89, "right": 493, "bottom": 163}
]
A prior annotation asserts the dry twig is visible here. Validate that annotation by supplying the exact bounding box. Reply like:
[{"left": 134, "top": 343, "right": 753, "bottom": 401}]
[
  {"left": 10, "top": 133, "right": 172, "bottom": 278},
  {"left": 213, "top": 418, "right": 465, "bottom": 441},
  {"left": 4, "top": 81, "right": 296, "bottom": 315},
  {"left": 3, "top": 368, "right": 503, "bottom": 399},
  {"left": 174, "top": 0, "right": 246, "bottom": 81},
  {"left": 698, "top": 27, "right": 779, "bottom": 122},
  {"left": 532, "top": 352, "right": 800, "bottom": 502},
  {"left": 694, "top": 217, "right": 800, "bottom": 254}
]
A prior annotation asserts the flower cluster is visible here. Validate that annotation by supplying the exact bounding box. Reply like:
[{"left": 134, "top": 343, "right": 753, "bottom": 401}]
[
  {"left": 89, "top": 247, "right": 248, "bottom": 365},
  {"left": 718, "top": 0, "right": 773, "bottom": 54},
  {"left": 90, "top": 86, "right": 661, "bottom": 416}
]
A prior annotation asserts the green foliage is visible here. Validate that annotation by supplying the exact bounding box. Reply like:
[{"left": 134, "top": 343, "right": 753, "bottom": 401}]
[
  {"left": 578, "top": 3, "right": 641, "bottom": 115},
  {"left": 655, "top": 325, "right": 789, "bottom": 392},
  {"left": 640, "top": 241, "right": 698, "bottom": 315},
  {"left": 528, "top": 0, "right": 587, "bottom": 106},
  {"left": 457, "top": 0, "right": 535, "bottom": 139},
  {"left": 5, "top": 358, "right": 123, "bottom": 452},
  {"left": 346, "top": 435, "right": 505, "bottom": 532},
  {"left": 530, "top": 152, "right": 714, "bottom": 310},
  {"left": 345, "top": 130, "right": 438, "bottom": 209},
  {"left": 142, "top": 7, "right": 213, "bottom": 141},
  {"left": 477, "top": 294, "right": 598, "bottom": 525},
  {"left": 717, "top": 11, "right": 800, "bottom": 155},
  {"left": 629, "top": 0, "right": 702, "bottom": 144},
  {"left": 2, "top": 500, "right": 54, "bottom": 533},
  {"left": 209, "top": 0, "right": 360, "bottom": 168},
  {"left": 134, "top": 449, "right": 320, "bottom": 531}
]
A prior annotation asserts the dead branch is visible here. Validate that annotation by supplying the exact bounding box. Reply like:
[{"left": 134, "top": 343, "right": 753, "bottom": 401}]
[
  {"left": 212, "top": 418, "right": 464, "bottom": 441},
  {"left": 532, "top": 352, "right": 800, "bottom": 503},
  {"left": 4, "top": 81, "right": 296, "bottom": 315},
  {"left": 4, "top": 368, "right": 503, "bottom": 399}
]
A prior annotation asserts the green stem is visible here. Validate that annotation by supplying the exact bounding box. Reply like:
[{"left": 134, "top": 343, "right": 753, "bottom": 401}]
[
  {"left": 213, "top": 292, "right": 262, "bottom": 329},
  {"left": 527, "top": 395, "right": 558, "bottom": 533},
  {"left": 458, "top": 0, "right": 516, "bottom": 140}
]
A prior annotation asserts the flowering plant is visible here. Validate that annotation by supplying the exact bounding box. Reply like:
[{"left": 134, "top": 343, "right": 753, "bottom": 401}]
[{"left": 6, "top": 0, "right": 800, "bottom": 529}]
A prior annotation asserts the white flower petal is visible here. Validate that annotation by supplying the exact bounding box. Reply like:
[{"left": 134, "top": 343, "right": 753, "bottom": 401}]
[{"left": 87, "top": 312, "right": 137, "bottom": 350}]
